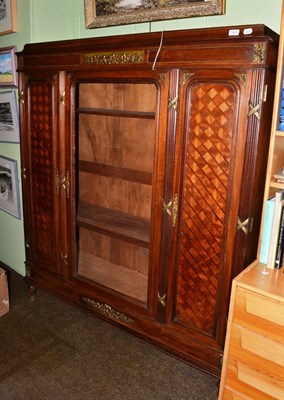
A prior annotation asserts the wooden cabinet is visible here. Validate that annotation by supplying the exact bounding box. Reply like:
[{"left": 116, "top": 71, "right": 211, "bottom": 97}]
[{"left": 17, "top": 25, "right": 278, "bottom": 376}]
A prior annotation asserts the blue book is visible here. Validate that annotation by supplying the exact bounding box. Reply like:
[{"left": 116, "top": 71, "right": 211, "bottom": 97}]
[{"left": 259, "top": 197, "right": 276, "bottom": 264}]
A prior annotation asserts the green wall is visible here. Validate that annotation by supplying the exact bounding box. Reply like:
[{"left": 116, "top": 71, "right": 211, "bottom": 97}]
[{"left": 0, "top": 0, "right": 282, "bottom": 275}]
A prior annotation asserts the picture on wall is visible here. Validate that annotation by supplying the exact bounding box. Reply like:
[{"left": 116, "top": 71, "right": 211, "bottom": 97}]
[
  {"left": 0, "top": 90, "right": 19, "bottom": 143},
  {"left": 0, "top": 0, "right": 18, "bottom": 35},
  {"left": 0, "top": 156, "right": 21, "bottom": 219},
  {"left": 0, "top": 46, "right": 17, "bottom": 87},
  {"left": 84, "top": 0, "right": 225, "bottom": 28}
]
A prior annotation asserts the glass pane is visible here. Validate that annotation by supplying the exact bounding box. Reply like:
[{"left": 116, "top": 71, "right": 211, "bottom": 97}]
[{"left": 75, "top": 81, "right": 157, "bottom": 304}]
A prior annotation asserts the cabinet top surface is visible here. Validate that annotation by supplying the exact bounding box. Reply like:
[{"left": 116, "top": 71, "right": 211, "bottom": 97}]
[
  {"left": 236, "top": 262, "right": 284, "bottom": 300},
  {"left": 16, "top": 24, "right": 279, "bottom": 71},
  {"left": 18, "top": 24, "right": 278, "bottom": 55}
]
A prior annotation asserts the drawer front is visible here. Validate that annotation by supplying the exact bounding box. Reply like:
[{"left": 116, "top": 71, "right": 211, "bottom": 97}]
[
  {"left": 226, "top": 324, "right": 284, "bottom": 399},
  {"left": 234, "top": 287, "right": 284, "bottom": 342},
  {"left": 223, "top": 387, "right": 249, "bottom": 400}
]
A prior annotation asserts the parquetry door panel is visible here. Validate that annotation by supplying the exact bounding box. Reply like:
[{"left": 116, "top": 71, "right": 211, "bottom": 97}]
[
  {"left": 172, "top": 74, "right": 243, "bottom": 340},
  {"left": 22, "top": 74, "right": 61, "bottom": 274}
]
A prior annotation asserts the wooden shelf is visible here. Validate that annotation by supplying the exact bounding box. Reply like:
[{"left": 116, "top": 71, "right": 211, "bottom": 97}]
[
  {"left": 79, "top": 160, "right": 152, "bottom": 185},
  {"left": 270, "top": 181, "right": 284, "bottom": 190},
  {"left": 76, "top": 201, "right": 150, "bottom": 247},
  {"left": 77, "top": 107, "right": 156, "bottom": 119},
  {"left": 78, "top": 251, "right": 148, "bottom": 303},
  {"left": 275, "top": 130, "right": 284, "bottom": 137}
]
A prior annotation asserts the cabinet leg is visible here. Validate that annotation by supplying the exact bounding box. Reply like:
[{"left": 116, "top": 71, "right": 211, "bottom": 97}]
[{"left": 29, "top": 285, "right": 37, "bottom": 302}]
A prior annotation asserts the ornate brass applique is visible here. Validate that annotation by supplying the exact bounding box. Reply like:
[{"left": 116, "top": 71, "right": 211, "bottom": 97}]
[
  {"left": 236, "top": 217, "right": 250, "bottom": 235},
  {"left": 252, "top": 44, "right": 265, "bottom": 63},
  {"left": 56, "top": 169, "right": 70, "bottom": 198},
  {"left": 19, "top": 90, "right": 25, "bottom": 104},
  {"left": 162, "top": 199, "right": 172, "bottom": 216},
  {"left": 168, "top": 95, "right": 178, "bottom": 110},
  {"left": 163, "top": 194, "right": 178, "bottom": 227},
  {"left": 172, "top": 193, "right": 179, "bottom": 228},
  {"left": 83, "top": 50, "right": 144, "bottom": 65},
  {"left": 183, "top": 72, "right": 195, "bottom": 85},
  {"left": 158, "top": 292, "right": 166, "bottom": 307},
  {"left": 21, "top": 167, "right": 27, "bottom": 179},
  {"left": 59, "top": 91, "right": 65, "bottom": 104},
  {"left": 248, "top": 101, "right": 262, "bottom": 120},
  {"left": 160, "top": 73, "right": 166, "bottom": 83},
  {"left": 60, "top": 252, "right": 68, "bottom": 265},
  {"left": 234, "top": 73, "right": 247, "bottom": 85},
  {"left": 82, "top": 297, "right": 135, "bottom": 324}
]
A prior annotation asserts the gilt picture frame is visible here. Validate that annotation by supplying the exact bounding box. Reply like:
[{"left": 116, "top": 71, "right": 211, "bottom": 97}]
[
  {"left": 0, "top": 46, "right": 17, "bottom": 87},
  {"left": 0, "top": 90, "right": 20, "bottom": 143},
  {"left": 0, "top": 0, "right": 18, "bottom": 35},
  {"left": 0, "top": 155, "right": 21, "bottom": 219},
  {"left": 84, "top": 0, "right": 225, "bottom": 28}
]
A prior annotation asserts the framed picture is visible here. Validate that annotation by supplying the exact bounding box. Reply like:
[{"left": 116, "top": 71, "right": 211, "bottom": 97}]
[
  {"left": 0, "top": 46, "right": 17, "bottom": 87},
  {"left": 0, "top": 155, "right": 21, "bottom": 219},
  {"left": 0, "top": 90, "right": 19, "bottom": 143},
  {"left": 84, "top": 0, "right": 225, "bottom": 28},
  {"left": 0, "top": 0, "right": 18, "bottom": 35}
]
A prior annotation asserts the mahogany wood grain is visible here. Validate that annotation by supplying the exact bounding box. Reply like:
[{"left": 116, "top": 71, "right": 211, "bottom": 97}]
[{"left": 18, "top": 25, "right": 278, "bottom": 377}]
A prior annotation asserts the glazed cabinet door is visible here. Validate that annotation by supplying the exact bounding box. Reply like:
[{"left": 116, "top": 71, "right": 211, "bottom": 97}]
[
  {"left": 165, "top": 68, "right": 270, "bottom": 369},
  {"left": 19, "top": 72, "right": 66, "bottom": 277},
  {"left": 66, "top": 71, "right": 169, "bottom": 320}
]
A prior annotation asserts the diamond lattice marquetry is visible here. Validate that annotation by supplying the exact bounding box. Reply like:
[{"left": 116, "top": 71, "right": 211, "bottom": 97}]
[
  {"left": 30, "top": 81, "right": 56, "bottom": 266},
  {"left": 176, "top": 83, "right": 237, "bottom": 335}
]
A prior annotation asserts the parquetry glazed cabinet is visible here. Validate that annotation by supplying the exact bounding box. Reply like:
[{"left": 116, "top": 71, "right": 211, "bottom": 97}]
[{"left": 17, "top": 25, "right": 278, "bottom": 376}]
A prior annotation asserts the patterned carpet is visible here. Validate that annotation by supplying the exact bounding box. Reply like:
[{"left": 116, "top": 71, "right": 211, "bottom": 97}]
[{"left": 0, "top": 271, "right": 219, "bottom": 400}]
